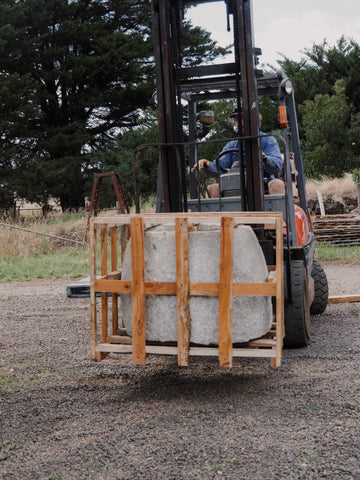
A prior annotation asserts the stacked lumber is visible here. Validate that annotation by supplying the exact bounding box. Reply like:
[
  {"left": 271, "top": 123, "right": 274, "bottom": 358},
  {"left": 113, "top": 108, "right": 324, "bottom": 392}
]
[{"left": 312, "top": 213, "right": 360, "bottom": 246}]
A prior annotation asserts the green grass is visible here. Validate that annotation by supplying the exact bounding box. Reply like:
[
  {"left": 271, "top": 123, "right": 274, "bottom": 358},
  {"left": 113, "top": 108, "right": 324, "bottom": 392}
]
[
  {"left": 1, "top": 241, "right": 358, "bottom": 283},
  {"left": 0, "top": 246, "right": 90, "bottom": 282},
  {"left": 1, "top": 208, "right": 359, "bottom": 283},
  {"left": 0, "top": 375, "right": 15, "bottom": 389},
  {"left": 315, "top": 243, "right": 360, "bottom": 264}
]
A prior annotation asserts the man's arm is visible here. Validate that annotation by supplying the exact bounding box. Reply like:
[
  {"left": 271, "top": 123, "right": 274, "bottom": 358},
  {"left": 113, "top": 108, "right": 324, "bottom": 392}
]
[{"left": 261, "top": 135, "right": 283, "bottom": 175}]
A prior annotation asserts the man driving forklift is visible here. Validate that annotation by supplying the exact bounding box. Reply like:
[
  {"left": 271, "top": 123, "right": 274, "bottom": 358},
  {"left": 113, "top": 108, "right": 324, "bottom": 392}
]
[{"left": 193, "top": 106, "right": 283, "bottom": 198}]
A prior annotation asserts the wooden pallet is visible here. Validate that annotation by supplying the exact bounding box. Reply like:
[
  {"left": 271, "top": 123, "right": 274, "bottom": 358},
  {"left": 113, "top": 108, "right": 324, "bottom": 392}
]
[
  {"left": 313, "top": 214, "right": 360, "bottom": 246},
  {"left": 89, "top": 212, "right": 284, "bottom": 368}
]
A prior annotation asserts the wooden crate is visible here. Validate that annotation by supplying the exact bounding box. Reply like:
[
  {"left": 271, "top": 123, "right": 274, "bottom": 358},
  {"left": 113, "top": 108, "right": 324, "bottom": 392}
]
[{"left": 90, "top": 212, "right": 284, "bottom": 368}]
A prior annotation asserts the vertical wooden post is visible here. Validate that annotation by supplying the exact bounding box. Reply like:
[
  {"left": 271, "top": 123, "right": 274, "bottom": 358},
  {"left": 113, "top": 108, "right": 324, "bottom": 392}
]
[
  {"left": 110, "top": 226, "right": 118, "bottom": 335},
  {"left": 119, "top": 224, "right": 129, "bottom": 264},
  {"left": 130, "top": 217, "right": 146, "bottom": 364},
  {"left": 218, "top": 217, "right": 234, "bottom": 368},
  {"left": 272, "top": 214, "right": 284, "bottom": 367},
  {"left": 175, "top": 218, "right": 190, "bottom": 366},
  {"left": 89, "top": 220, "right": 97, "bottom": 361},
  {"left": 100, "top": 226, "right": 108, "bottom": 346}
]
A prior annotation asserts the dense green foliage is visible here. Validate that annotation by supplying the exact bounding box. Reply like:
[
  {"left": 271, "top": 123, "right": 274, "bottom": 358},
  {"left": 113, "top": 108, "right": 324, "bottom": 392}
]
[
  {"left": 0, "top": 0, "right": 156, "bottom": 211},
  {"left": 280, "top": 38, "right": 360, "bottom": 178},
  {"left": 280, "top": 38, "right": 360, "bottom": 112},
  {"left": 0, "top": 0, "right": 227, "bottom": 211},
  {"left": 300, "top": 80, "right": 360, "bottom": 178}
]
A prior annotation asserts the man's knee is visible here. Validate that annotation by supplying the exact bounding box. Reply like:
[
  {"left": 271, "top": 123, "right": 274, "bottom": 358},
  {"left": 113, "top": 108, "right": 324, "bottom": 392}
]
[
  {"left": 207, "top": 183, "right": 219, "bottom": 198},
  {"left": 268, "top": 179, "right": 285, "bottom": 195}
]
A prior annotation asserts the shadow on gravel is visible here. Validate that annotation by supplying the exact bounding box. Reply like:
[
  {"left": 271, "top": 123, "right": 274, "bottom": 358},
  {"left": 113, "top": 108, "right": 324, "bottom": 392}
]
[{"left": 77, "top": 359, "right": 279, "bottom": 407}]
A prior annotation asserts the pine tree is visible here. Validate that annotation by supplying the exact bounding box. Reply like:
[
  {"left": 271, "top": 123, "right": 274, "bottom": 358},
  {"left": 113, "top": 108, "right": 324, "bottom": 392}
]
[
  {"left": 0, "top": 0, "right": 155, "bottom": 210},
  {"left": 0, "top": 0, "right": 228, "bottom": 211}
]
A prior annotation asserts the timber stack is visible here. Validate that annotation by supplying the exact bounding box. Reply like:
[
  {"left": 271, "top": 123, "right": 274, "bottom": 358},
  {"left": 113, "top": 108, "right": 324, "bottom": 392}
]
[{"left": 312, "top": 213, "right": 360, "bottom": 246}]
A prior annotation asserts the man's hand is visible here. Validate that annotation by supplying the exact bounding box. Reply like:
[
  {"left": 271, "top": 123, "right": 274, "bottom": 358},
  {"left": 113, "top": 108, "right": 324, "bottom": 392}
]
[{"left": 192, "top": 159, "right": 210, "bottom": 171}]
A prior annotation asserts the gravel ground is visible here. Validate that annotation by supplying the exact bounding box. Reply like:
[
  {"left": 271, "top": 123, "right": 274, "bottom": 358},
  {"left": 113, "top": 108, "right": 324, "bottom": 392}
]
[{"left": 0, "top": 264, "right": 360, "bottom": 480}]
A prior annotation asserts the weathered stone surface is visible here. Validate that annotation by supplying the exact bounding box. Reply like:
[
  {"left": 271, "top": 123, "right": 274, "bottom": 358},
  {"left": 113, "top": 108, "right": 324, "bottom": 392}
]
[{"left": 121, "top": 225, "right": 272, "bottom": 344}]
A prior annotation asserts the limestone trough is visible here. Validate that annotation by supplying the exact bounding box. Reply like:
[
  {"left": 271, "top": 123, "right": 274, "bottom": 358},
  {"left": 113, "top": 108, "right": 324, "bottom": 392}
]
[{"left": 121, "top": 224, "right": 272, "bottom": 345}]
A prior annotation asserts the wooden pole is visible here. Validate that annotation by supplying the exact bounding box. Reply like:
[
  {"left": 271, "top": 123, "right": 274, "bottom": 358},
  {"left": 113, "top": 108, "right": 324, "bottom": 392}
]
[
  {"left": 271, "top": 214, "right": 284, "bottom": 367},
  {"left": 328, "top": 294, "right": 360, "bottom": 304},
  {"left": 100, "top": 226, "right": 108, "bottom": 345},
  {"left": 175, "top": 218, "right": 190, "bottom": 366},
  {"left": 110, "top": 226, "right": 118, "bottom": 335},
  {"left": 218, "top": 217, "right": 234, "bottom": 368},
  {"left": 89, "top": 220, "right": 97, "bottom": 361},
  {"left": 130, "top": 217, "right": 146, "bottom": 364}
]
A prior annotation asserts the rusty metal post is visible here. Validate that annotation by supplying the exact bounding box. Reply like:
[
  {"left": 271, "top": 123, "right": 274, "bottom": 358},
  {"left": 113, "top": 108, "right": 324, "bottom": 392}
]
[
  {"left": 233, "top": 0, "right": 263, "bottom": 212},
  {"left": 151, "top": 0, "right": 183, "bottom": 213}
]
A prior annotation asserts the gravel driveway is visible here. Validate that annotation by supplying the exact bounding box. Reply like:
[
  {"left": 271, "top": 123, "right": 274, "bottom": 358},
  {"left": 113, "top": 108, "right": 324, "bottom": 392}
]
[{"left": 0, "top": 264, "right": 359, "bottom": 480}]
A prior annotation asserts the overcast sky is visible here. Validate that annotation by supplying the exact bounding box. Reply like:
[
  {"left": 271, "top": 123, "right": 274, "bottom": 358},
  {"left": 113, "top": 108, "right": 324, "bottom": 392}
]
[{"left": 187, "top": 0, "right": 360, "bottom": 66}]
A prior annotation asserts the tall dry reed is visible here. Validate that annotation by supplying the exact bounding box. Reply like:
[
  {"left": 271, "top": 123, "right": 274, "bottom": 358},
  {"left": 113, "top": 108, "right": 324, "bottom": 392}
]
[{"left": 306, "top": 173, "right": 357, "bottom": 203}]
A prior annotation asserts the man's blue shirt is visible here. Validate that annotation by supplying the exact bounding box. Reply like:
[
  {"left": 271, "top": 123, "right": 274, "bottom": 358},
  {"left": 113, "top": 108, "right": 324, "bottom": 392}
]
[{"left": 206, "top": 131, "right": 283, "bottom": 180}]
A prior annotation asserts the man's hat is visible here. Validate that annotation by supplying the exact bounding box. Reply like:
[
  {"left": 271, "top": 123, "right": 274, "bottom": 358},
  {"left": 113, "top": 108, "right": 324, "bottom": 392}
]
[{"left": 230, "top": 106, "right": 242, "bottom": 118}]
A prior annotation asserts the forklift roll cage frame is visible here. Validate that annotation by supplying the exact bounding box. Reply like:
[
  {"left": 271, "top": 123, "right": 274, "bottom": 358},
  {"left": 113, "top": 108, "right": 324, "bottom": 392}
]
[{"left": 146, "top": 0, "right": 309, "bottom": 251}]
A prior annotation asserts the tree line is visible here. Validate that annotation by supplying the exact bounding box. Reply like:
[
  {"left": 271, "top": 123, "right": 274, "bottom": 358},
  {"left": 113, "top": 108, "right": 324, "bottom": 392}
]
[{"left": 1, "top": 0, "right": 359, "bottom": 212}]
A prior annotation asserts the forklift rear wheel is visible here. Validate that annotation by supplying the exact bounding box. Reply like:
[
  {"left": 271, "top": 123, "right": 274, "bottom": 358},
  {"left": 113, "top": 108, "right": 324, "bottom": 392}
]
[
  {"left": 283, "top": 260, "right": 310, "bottom": 348},
  {"left": 310, "top": 260, "right": 329, "bottom": 315}
]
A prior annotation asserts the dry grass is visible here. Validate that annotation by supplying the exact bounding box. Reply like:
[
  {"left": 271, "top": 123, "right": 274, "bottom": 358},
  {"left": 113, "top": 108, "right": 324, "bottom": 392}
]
[
  {"left": 0, "top": 180, "right": 356, "bottom": 264},
  {"left": 0, "top": 212, "right": 87, "bottom": 259},
  {"left": 306, "top": 173, "right": 357, "bottom": 204}
]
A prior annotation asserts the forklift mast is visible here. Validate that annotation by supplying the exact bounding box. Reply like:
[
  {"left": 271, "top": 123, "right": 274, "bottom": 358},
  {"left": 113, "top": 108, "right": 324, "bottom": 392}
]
[{"left": 151, "top": 0, "right": 263, "bottom": 213}]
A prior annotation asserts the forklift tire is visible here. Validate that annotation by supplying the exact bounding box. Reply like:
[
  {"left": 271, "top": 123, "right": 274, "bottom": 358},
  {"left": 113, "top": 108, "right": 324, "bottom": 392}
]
[
  {"left": 310, "top": 260, "right": 329, "bottom": 315},
  {"left": 283, "top": 260, "right": 310, "bottom": 348}
]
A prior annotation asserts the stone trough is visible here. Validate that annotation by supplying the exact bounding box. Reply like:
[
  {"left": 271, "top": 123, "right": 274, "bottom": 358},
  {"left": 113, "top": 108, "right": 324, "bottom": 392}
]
[{"left": 121, "top": 223, "right": 272, "bottom": 345}]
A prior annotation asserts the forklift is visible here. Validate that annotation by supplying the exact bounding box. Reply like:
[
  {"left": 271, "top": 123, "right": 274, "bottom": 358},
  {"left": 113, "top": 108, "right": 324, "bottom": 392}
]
[
  {"left": 89, "top": 0, "right": 329, "bottom": 368},
  {"left": 143, "top": 0, "right": 329, "bottom": 347}
]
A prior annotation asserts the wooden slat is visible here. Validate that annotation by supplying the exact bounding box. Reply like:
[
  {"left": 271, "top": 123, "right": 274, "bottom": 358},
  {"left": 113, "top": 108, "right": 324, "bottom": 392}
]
[
  {"left": 97, "top": 270, "right": 122, "bottom": 281},
  {"left": 130, "top": 217, "right": 146, "bottom": 364},
  {"left": 92, "top": 212, "right": 281, "bottom": 228},
  {"left": 94, "top": 280, "right": 176, "bottom": 295},
  {"left": 110, "top": 226, "right": 118, "bottom": 335},
  {"left": 218, "top": 217, "right": 234, "bottom": 368},
  {"left": 106, "top": 335, "right": 132, "bottom": 345},
  {"left": 94, "top": 279, "right": 276, "bottom": 296},
  {"left": 248, "top": 338, "right": 277, "bottom": 347},
  {"left": 190, "top": 282, "right": 276, "bottom": 296},
  {"left": 175, "top": 218, "right": 190, "bottom": 366},
  {"left": 328, "top": 294, "right": 360, "bottom": 304},
  {"left": 272, "top": 214, "right": 284, "bottom": 367},
  {"left": 89, "top": 219, "right": 97, "bottom": 361},
  {"left": 100, "top": 226, "right": 108, "bottom": 346},
  {"left": 104, "top": 333, "right": 278, "bottom": 347},
  {"left": 95, "top": 343, "right": 133, "bottom": 354},
  {"left": 233, "top": 282, "right": 277, "bottom": 296},
  {"left": 95, "top": 343, "right": 277, "bottom": 358},
  {"left": 94, "top": 279, "right": 132, "bottom": 294},
  {"left": 143, "top": 282, "right": 177, "bottom": 295}
]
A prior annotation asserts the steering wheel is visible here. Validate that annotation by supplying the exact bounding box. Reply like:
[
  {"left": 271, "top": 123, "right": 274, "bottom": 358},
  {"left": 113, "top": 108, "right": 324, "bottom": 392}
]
[{"left": 215, "top": 148, "right": 240, "bottom": 174}]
